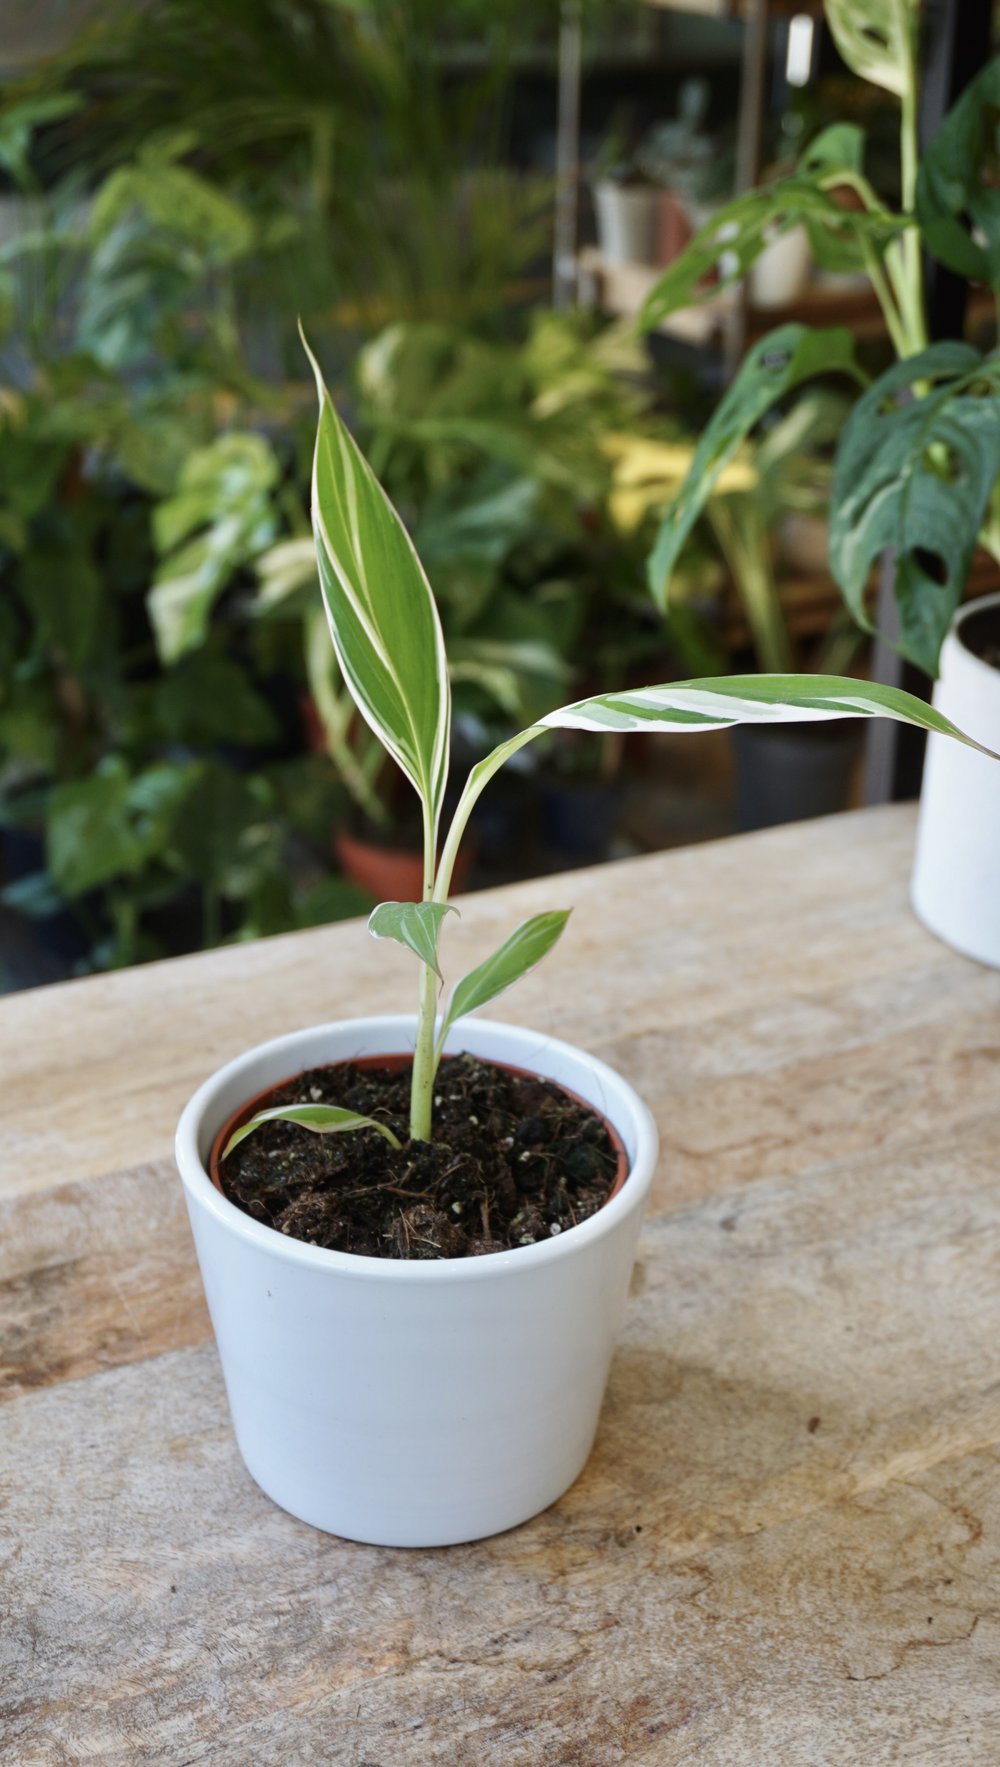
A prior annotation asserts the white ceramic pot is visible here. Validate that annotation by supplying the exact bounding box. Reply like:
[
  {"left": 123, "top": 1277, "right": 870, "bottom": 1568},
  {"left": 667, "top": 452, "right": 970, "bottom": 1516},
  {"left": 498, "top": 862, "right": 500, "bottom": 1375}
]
[
  {"left": 749, "top": 224, "right": 811, "bottom": 309},
  {"left": 593, "top": 180, "right": 659, "bottom": 265},
  {"left": 176, "top": 1015, "right": 657, "bottom": 1546},
  {"left": 912, "top": 592, "right": 1000, "bottom": 967}
]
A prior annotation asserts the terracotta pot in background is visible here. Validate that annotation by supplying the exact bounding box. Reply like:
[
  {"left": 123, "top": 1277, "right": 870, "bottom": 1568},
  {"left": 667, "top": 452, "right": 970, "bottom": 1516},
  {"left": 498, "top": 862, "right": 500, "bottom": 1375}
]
[{"left": 335, "top": 826, "right": 476, "bottom": 899}]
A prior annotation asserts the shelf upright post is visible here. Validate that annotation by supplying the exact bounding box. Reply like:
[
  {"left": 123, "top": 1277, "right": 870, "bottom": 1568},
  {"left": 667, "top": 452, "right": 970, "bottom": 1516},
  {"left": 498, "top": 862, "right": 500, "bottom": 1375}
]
[
  {"left": 553, "top": 0, "right": 583, "bottom": 310},
  {"left": 725, "top": 0, "right": 768, "bottom": 373}
]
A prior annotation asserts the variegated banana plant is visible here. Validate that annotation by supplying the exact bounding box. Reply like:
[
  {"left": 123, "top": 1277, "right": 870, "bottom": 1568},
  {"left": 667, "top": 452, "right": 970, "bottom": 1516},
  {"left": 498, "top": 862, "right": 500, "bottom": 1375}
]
[{"left": 225, "top": 336, "right": 988, "bottom": 1156}]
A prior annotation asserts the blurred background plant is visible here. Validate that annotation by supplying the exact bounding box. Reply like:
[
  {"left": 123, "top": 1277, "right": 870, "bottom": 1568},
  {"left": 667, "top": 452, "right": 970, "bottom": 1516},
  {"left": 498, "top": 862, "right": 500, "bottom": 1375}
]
[{"left": 6, "top": 0, "right": 971, "bottom": 979}]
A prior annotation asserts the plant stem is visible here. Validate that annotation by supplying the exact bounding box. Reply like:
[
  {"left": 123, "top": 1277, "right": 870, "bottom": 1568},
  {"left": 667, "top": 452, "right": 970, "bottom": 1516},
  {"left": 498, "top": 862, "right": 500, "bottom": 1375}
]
[
  {"left": 861, "top": 241, "right": 910, "bottom": 358},
  {"left": 407, "top": 802, "right": 439, "bottom": 1142},
  {"left": 433, "top": 728, "right": 540, "bottom": 905},
  {"left": 897, "top": 7, "right": 927, "bottom": 355}
]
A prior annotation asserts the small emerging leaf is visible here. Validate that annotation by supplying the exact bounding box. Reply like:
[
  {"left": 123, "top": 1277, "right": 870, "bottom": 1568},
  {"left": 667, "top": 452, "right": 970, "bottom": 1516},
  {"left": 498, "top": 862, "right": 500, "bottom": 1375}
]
[
  {"left": 438, "top": 910, "right": 570, "bottom": 1046},
  {"left": 368, "top": 899, "right": 457, "bottom": 980},
  {"left": 223, "top": 1103, "right": 401, "bottom": 1160}
]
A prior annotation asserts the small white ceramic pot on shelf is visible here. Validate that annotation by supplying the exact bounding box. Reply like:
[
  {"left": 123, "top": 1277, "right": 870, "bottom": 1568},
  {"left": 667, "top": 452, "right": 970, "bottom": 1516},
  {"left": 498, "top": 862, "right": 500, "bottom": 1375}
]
[
  {"left": 176, "top": 1015, "right": 658, "bottom": 1547},
  {"left": 912, "top": 592, "right": 1000, "bottom": 968},
  {"left": 593, "top": 179, "right": 659, "bottom": 265}
]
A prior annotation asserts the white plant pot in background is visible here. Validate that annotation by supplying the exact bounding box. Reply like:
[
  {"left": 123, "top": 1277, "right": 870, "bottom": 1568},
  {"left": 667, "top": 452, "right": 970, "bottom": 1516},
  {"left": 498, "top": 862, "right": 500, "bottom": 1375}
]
[
  {"left": 749, "top": 225, "right": 811, "bottom": 309},
  {"left": 593, "top": 180, "right": 659, "bottom": 265},
  {"left": 176, "top": 1015, "right": 658, "bottom": 1547},
  {"left": 912, "top": 593, "right": 1000, "bottom": 967}
]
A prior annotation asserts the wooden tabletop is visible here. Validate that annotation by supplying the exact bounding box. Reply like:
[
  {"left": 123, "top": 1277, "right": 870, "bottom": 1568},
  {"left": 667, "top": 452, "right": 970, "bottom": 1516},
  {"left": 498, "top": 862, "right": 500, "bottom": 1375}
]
[{"left": 3, "top": 803, "right": 999, "bottom": 1765}]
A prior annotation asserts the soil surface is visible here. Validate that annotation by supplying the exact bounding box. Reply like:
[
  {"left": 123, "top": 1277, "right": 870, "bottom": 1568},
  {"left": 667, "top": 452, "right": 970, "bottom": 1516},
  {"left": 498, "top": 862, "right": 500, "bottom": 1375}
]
[{"left": 218, "top": 1054, "right": 620, "bottom": 1259}]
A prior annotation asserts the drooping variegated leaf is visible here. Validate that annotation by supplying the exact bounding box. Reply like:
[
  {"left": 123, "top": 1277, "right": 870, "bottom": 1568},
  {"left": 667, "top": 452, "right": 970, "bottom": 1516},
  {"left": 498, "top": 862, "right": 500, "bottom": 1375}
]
[
  {"left": 302, "top": 330, "right": 451, "bottom": 833},
  {"left": 438, "top": 911, "right": 570, "bottom": 1046},
  {"left": 647, "top": 326, "right": 863, "bottom": 607},
  {"left": 823, "top": 0, "right": 917, "bottom": 99},
  {"left": 828, "top": 344, "right": 1000, "bottom": 674},
  {"left": 537, "top": 676, "right": 992, "bottom": 751},
  {"left": 223, "top": 1103, "right": 401, "bottom": 1160},
  {"left": 368, "top": 900, "right": 457, "bottom": 980},
  {"left": 442, "top": 674, "right": 993, "bottom": 887},
  {"left": 917, "top": 55, "right": 1000, "bottom": 287}
]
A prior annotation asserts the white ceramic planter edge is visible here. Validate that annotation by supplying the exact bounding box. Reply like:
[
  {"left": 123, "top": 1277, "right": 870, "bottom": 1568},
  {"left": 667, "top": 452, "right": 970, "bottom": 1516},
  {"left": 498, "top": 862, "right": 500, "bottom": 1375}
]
[
  {"left": 911, "top": 591, "right": 1000, "bottom": 969},
  {"left": 176, "top": 1014, "right": 659, "bottom": 1546}
]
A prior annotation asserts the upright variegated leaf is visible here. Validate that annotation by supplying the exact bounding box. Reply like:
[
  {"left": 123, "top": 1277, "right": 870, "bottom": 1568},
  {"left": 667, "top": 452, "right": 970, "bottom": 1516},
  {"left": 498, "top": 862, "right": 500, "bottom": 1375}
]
[
  {"left": 302, "top": 331, "right": 451, "bottom": 832},
  {"left": 368, "top": 900, "right": 457, "bottom": 980},
  {"left": 823, "top": 0, "right": 917, "bottom": 98},
  {"left": 438, "top": 911, "right": 570, "bottom": 1047}
]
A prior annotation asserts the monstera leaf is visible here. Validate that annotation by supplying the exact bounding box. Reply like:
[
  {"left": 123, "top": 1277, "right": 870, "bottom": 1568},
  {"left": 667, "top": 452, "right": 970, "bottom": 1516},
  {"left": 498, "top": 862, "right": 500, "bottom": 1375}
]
[
  {"left": 640, "top": 177, "right": 900, "bottom": 329},
  {"left": 828, "top": 344, "right": 1000, "bottom": 673},
  {"left": 917, "top": 54, "right": 1000, "bottom": 287},
  {"left": 824, "top": 0, "right": 918, "bottom": 99}
]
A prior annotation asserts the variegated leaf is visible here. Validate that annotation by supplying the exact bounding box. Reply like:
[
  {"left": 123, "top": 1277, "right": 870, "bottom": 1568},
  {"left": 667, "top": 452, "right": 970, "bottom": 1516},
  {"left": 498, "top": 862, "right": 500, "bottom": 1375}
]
[
  {"left": 536, "top": 676, "right": 993, "bottom": 751},
  {"left": 302, "top": 330, "right": 451, "bottom": 833},
  {"left": 823, "top": 0, "right": 917, "bottom": 99},
  {"left": 223, "top": 1103, "right": 401, "bottom": 1159},
  {"left": 368, "top": 900, "right": 457, "bottom": 980},
  {"left": 438, "top": 911, "right": 570, "bottom": 1046}
]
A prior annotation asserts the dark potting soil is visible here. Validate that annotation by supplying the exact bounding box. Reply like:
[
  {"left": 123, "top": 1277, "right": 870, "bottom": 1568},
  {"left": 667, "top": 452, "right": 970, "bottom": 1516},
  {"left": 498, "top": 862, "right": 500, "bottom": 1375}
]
[{"left": 218, "top": 1054, "right": 619, "bottom": 1259}]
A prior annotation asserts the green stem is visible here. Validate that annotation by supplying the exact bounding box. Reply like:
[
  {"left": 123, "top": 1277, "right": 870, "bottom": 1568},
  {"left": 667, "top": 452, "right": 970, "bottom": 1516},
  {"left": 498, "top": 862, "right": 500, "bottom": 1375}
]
[
  {"left": 709, "top": 501, "right": 792, "bottom": 675},
  {"left": 861, "top": 240, "right": 910, "bottom": 358},
  {"left": 407, "top": 802, "right": 439, "bottom": 1142},
  {"left": 433, "top": 728, "right": 540, "bottom": 906},
  {"left": 897, "top": 9, "right": 927, "bottom": 354}
]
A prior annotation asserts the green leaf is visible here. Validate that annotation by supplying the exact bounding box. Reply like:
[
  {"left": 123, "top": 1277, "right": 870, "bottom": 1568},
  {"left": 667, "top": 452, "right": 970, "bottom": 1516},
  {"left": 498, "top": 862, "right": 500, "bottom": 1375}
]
[
  {"left": 223, "top": 1103, "right": 401, "bottom": 1160},
  {"left": 368, "top": 899, "right": 457, "bottom": 980},
  {"left": 824, "top": 0, "right": 917, "bottom": 98},
  {"left": 165, "top": 762, "right": 272, "bottom": 893},
  {"left": 149, "top": 434, "right": 280, "bottom": 664},
  {"left": 153, "top": 649, "right": 279, "bottom": 748},
  {"left": 828, "top": 345, "right": 1000, "bottom": 673},
  {"left": 639, "top": 184, "right": 900, "bottom": 329},
  {"left": 647, "top": 326, "right": 863, "bottom": 608},
  {"left": 438, "top": 911, "right": 571, "bottom": 1046},
  {"left": 0, "top": 93, "right": 82, "bottom": 188},
  {"left": 303, "top": 331, "right": 452, "bottom": 835},
  {"left": 47, "top": 761, "right": 147, "bottom": 897},
  {"left": 917, "top": 54, "right": 1000, "bottom": 287}
]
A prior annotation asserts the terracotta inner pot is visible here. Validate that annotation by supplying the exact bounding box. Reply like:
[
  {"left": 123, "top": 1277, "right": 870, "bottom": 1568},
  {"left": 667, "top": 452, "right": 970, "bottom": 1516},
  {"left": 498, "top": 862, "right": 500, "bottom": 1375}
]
[{"left": 208, "top": 1051, "right": 630, "bottom": 1213}]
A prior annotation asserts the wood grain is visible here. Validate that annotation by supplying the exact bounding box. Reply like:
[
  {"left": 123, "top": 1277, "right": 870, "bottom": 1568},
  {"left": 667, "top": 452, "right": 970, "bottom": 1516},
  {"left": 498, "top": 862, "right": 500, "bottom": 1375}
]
[{"left": 2, "top": 804, "right": 999, "bottom": 1764}]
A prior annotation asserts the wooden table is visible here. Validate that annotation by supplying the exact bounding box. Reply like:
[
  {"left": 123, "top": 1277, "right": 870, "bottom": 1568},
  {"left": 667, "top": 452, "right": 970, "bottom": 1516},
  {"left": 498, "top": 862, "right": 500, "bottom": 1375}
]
[{"left": 3, "top": 804, "right": 999, "bottom": 1764}]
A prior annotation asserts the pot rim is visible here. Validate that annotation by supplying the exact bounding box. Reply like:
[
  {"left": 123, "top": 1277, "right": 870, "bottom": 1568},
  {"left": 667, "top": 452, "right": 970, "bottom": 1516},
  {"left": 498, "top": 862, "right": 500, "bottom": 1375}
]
[
  {"left": 176, "top": 1015, "right": 658, "bottom": 1285},
  {"left": 951, "top": 589, "right": 1000, "bottom": 679}
]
